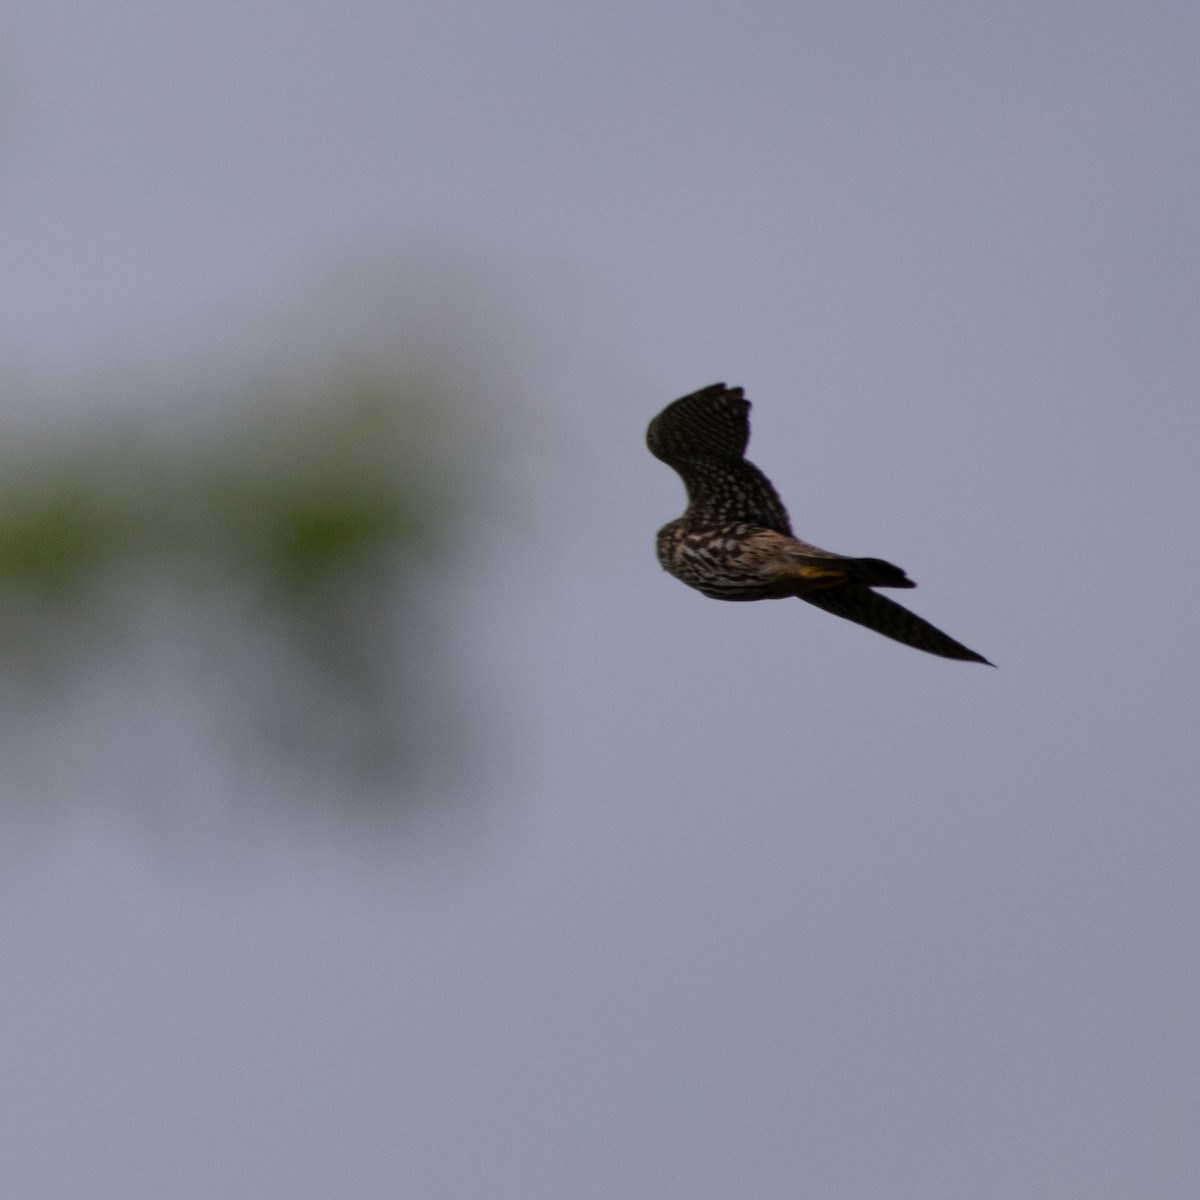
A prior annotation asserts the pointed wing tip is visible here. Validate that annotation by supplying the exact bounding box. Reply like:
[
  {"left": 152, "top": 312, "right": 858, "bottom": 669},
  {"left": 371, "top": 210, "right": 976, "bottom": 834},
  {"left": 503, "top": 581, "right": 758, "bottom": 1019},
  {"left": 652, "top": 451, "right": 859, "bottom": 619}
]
[
  {"left": 692, "top": 382, "right": 743, "bottom": 401},
  {"left": 956, "top": 648, "right": 995, "bottom": 666}
]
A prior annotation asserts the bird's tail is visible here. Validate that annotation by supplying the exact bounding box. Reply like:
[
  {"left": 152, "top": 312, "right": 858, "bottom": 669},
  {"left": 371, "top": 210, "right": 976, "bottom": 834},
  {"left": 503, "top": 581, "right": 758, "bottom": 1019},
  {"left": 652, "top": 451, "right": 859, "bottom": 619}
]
[
  {"left": 850, "top": 557, "right": 915, "bottom": 588},
  {"left": 800, "top": 585, "right": 992, "bottom": 664}
]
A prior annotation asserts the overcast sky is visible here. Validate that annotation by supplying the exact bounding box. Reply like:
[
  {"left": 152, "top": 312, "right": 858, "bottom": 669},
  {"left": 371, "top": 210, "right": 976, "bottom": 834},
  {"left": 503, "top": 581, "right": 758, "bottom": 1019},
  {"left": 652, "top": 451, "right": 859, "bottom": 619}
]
[{"left": 2, "top": 2, "right": 1198, "bottom": 1197}]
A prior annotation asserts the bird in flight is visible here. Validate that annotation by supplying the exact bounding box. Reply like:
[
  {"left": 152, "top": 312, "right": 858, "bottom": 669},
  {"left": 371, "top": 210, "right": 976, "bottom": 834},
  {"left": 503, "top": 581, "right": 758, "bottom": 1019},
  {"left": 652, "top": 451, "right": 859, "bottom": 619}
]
[{"left": 647, "top": 383, "right": 991, "bottom": 664}]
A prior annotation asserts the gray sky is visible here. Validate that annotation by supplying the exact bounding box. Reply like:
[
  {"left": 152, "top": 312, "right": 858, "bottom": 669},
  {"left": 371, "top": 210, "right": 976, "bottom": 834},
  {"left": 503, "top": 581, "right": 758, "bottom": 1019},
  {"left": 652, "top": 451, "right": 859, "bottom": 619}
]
[{"left": 2, "top": 2, "right": 1198, "bottom": 1197}]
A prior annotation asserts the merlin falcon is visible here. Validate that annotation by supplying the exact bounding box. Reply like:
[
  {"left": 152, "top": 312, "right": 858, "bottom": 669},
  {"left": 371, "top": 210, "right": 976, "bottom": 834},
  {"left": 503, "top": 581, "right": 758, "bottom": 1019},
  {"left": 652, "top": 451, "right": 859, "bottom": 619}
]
[{"left": 647, "top": 383, "right": 991, "bottom": 664}]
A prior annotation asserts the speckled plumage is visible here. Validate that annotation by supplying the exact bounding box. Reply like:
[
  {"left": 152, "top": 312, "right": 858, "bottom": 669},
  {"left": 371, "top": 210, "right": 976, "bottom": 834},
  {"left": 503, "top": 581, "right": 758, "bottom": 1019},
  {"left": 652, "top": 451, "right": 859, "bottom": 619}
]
[{"left": 647, "top": 383, "right": 991, "bottom": 663}]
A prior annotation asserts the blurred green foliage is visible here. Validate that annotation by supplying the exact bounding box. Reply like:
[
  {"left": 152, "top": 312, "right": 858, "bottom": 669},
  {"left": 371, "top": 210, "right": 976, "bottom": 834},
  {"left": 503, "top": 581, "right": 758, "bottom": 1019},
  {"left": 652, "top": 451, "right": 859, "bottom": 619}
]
[
  {"left": 0, "top": 365, "right": 486, "bottom": 808},
  {"left": 0, "top": 486, "right": 118, "bottom": 592},
  {"left": 1, "top": 375, "right": 452, "bottom": 589}
]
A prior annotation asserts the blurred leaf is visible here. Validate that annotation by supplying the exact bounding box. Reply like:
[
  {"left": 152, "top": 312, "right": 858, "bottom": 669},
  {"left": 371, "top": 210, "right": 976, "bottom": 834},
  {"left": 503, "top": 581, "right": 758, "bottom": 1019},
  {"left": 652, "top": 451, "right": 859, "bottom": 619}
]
[
  {"left": 0, "top": 486, "right": 121, "bottom": 592},
  {"left": 0, "top": 360, "right": 494, "bottom": 813}
]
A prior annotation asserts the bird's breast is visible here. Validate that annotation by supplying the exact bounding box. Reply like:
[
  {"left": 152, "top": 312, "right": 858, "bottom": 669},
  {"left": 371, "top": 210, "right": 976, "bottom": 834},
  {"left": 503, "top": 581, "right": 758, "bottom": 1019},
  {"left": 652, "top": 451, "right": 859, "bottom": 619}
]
[{"left": 656, "top": 521, "right": 843, "bottom": 601}]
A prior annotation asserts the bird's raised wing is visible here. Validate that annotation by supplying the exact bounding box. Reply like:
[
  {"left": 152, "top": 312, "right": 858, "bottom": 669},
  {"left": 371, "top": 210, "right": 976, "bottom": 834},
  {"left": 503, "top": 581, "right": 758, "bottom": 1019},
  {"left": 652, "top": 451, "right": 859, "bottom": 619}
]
[{"left": 646, "top": 383, "right": 793, "bottom": 534}]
